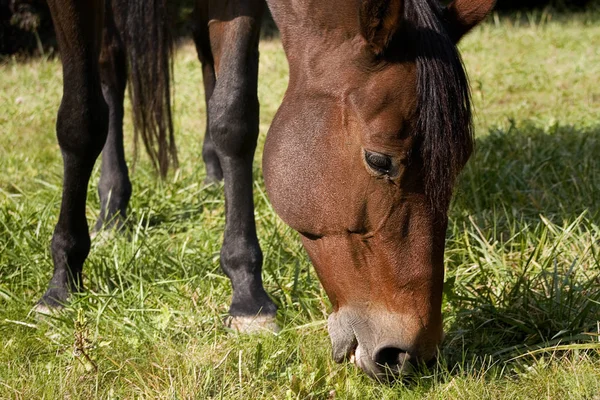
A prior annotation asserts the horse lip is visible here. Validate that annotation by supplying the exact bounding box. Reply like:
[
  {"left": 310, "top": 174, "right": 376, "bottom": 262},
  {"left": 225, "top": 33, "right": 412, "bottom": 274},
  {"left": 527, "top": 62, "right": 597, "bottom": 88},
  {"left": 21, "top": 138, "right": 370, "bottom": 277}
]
[
  {"left": 348, "top": 345, "right": 357, "bottom": 364},
  {"left": 328, "top": 311, "right": 359, "bottom": 363},
  {"left": 333, "top": 339, "right": 358, "bottom": 363},
  {"left": 349, "top": 351, "right": 356, "bottom": 364}
]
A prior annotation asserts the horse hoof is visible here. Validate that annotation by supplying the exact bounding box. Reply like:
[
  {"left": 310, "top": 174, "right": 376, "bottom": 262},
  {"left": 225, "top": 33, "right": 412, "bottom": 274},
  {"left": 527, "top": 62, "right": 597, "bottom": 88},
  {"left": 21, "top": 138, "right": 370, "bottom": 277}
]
[
  {"left": 90, "top": 228, "right": 117, "bottom": 244},
  {"left": 203, "top": 176, "right": 219, "bottom": 186},
  {"left": 30, "top": 302, "right": 63, "bottom": 319},
  {"left": 225, "top": 315, "right": 280, "bottom": 334}
]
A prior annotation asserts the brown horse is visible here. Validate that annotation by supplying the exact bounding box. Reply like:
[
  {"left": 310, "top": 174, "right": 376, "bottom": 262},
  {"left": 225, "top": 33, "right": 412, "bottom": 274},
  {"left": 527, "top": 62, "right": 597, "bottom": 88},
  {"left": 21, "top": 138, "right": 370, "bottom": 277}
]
[
  {"left": 264, "top": 0, "right": 495, "bottom": 379},
  {"left": 37, "top": 0, "right": 494, "bottom": 380}
]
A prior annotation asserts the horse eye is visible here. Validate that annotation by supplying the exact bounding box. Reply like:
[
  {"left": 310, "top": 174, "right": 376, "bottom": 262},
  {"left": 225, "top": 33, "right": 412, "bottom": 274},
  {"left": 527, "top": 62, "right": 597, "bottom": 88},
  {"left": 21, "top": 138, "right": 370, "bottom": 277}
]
[{"left": 364, "top": 151, "right": 392, "bottom": 174}]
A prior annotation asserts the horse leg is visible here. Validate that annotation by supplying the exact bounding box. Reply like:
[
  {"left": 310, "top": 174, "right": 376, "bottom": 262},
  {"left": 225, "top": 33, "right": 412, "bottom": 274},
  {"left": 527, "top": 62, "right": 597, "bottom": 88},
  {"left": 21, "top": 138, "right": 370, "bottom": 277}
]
[
  {"left": 37, "top": 0, "right": 108, "bottom": 310},
  {"left": 193, "top": 18, "right": 222, "bottom": 183},
  {"left": 94, "top": 1, "right": 131, "bottom": 233},
  {"left": 201, "top": 2, "right": 278, "bottom": 331}
]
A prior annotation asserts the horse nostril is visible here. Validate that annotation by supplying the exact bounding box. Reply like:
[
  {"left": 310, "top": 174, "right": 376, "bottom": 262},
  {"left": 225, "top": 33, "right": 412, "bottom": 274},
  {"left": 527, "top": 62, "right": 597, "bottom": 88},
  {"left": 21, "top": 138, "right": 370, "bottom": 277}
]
[{"left": 373, "top": 346, "right": 410, "bottom": 370}]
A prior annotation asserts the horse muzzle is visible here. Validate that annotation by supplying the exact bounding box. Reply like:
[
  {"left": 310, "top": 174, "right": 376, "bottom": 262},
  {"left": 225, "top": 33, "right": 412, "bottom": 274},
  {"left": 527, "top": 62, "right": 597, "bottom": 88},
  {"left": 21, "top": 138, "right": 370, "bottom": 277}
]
[{"left": 327, "top": 307, "right": 442, "bottom": 380}]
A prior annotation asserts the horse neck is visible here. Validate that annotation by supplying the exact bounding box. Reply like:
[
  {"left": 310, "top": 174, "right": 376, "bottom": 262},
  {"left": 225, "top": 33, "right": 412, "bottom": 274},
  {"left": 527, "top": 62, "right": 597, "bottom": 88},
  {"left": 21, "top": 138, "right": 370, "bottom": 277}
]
[{"left": 267, "top": 0, "right": 360, "bottom": 41}]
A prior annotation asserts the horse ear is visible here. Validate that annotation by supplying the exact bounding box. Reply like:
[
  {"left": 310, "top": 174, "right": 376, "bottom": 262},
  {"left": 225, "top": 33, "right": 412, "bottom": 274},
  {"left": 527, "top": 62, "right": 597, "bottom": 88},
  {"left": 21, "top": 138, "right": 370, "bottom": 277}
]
[
  {"left": 444, "top": 0, "right": 496, "bottom": 43},
  {"left": 359, "top": 0, "right": 404, "bottom": 55}
]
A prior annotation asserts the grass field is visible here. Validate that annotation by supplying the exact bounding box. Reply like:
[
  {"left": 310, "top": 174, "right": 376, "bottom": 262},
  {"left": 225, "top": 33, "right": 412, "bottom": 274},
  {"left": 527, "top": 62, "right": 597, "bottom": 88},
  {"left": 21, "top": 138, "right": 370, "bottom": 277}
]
[{"left": 2, "top": 10, "right": 600, "bottom": 399}]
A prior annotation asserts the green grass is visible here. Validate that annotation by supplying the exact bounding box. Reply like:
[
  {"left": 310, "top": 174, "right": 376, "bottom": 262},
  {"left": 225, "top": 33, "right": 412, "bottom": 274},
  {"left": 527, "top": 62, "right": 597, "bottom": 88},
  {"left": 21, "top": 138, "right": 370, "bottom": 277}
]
[{"left": 1, "top": 10, "right": 600, "bottom": 399}]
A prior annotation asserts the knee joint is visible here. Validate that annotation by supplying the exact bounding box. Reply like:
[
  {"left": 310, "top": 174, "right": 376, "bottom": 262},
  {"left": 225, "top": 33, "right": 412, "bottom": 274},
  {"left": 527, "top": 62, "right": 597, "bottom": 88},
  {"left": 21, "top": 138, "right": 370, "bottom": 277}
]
[
  {"left": 208, "top": 88, "right": 259, "bottom": 158},
  {"left": 57, "top": 93, "right": 108, "bottom": 158}
]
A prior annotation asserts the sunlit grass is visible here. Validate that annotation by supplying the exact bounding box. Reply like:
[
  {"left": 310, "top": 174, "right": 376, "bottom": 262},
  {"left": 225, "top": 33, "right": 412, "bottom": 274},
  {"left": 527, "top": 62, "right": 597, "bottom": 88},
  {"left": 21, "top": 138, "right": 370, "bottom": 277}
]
[{"left": 1, "top": 9, "right": 600, "bottom": 399}]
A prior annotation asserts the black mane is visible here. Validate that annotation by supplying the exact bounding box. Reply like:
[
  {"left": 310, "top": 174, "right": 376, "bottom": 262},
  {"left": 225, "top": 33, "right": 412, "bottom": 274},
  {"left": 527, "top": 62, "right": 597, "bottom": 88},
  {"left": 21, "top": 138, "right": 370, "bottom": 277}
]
[{"left": 406, "top": 0, "right": 473, "bottom": 213}]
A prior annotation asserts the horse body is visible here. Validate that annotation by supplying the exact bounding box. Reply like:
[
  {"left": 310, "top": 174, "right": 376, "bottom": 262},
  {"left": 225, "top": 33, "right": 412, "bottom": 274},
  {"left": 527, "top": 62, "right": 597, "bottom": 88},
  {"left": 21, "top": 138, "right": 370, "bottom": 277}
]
[{"left": 38, "top": 0, "right": 494, "bottom": 380}]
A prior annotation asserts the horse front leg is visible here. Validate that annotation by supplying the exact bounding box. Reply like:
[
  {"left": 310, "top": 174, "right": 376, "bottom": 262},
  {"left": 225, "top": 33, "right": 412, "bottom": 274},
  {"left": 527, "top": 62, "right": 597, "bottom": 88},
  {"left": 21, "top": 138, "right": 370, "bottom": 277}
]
[
  {"left": 37, "top": 0, "right": 108, "bottom": 311},
  {"left": 94, "top": 1, "right": 131, "bottom": 234},
  {"left": 203, "top": 1, "right": 278, "bottom": 331}
]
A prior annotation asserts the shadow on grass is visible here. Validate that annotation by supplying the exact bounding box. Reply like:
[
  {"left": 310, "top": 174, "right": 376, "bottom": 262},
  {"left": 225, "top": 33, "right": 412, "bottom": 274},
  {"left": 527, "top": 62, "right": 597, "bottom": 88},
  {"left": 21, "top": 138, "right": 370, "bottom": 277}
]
[
  {"left": 440, "top": 121, "right": 600, "bottom": 376},
  {"left": 454, "top": 121, "right": 600, "bottom": 222},
  {"left": 123, "top": 177, "right": 225, "bottom": 232}
]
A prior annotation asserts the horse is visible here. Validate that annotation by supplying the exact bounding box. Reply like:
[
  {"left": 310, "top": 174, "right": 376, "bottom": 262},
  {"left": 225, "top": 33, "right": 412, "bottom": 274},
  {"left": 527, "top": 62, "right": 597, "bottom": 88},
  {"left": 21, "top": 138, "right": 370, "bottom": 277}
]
[{"left": 36, "top": 0, "right": 495, "bottom": 380}]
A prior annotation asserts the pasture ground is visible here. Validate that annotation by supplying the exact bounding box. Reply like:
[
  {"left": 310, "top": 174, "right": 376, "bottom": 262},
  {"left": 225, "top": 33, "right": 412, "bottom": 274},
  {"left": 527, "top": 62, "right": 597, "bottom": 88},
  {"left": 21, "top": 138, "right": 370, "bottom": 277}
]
[{"left": 1, "top": 10, "right": 600, "bottom": 399}]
